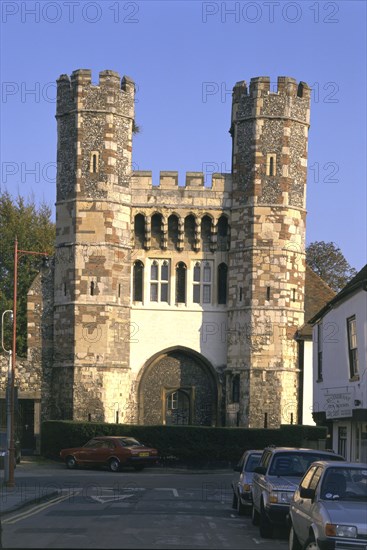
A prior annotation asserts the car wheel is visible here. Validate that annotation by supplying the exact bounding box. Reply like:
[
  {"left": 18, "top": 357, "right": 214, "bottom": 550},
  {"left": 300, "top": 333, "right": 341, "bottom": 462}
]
[
  {"left": 289, "top": 525, "right": 302, "bottom": 550},
  {"left": 251, "top": 505, "right": 260, "bottom": 526},
  {"left": 303, "top": 537, "right": 318, "bottom": 550},
  {"left": 108, "top": 458, "right": 120, "bottom": 472},
  {"left": 232, "top": 492, "right": 238, "bottom": 509},
  {"left": 236, "top": 495, "right": 246, "bottom": 516},
  {"left": 66, "top": 456, "right": 77, "bottom": 469},
  {"left": 259, "top": 506, "right": 273, "bottom": 538},
  {"left": 133, "top": 465, "right": 144, "bottom": 471}
]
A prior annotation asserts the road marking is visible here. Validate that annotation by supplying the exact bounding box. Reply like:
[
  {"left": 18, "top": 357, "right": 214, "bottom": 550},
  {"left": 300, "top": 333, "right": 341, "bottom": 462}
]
[
  {"left": 3, "top": 491, "right": 81, "bottom": 524},
  {"left": 155, "top": 488, "right": 179, "bottom": 497},
  {"left": 91, "top": 493, "right": 135, "bottom": 504}
]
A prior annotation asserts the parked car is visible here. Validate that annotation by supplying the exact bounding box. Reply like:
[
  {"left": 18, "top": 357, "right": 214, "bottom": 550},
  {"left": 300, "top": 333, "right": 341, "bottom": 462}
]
[
  {"left": 251, "top": 446, "right": 345, "bottom": 538},
  {"left": 0, "top": 432, "right": 21, "bottom": 468},
  {"left": 60, "top": 436, "right": 159, "bottom": 472},
  {"left": 289, "top": 461, "right": 367, "bottom": 550},
  {"left": 232, "top": 450, "right": 262, "bottom": 515}
]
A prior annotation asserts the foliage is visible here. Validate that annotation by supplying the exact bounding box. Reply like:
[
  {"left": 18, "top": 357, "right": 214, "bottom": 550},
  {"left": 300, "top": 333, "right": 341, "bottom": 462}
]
[
  {"left": 41, "top": 421, "right": 327, "bottom": 466},
  {"left": 306, "top": 241, "right": 357, "bottom": 292},
  {"left": 0, "top": 191, "right": 55, "bottom": 356}
]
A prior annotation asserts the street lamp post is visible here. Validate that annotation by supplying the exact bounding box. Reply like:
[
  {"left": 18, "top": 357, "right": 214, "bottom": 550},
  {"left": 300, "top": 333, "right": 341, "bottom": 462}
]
[
  {"left": 7, "top": 237, "right": 49, "bottom": 488},
  {"left": 1, "top": 310, "right": 13, "bottom": 485}
]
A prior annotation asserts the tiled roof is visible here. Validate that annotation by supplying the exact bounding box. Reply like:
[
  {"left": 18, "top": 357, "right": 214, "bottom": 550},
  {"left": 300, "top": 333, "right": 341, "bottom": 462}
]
[
  {"left": 297, "top": 266, "right": 336, "bottom": 339},
  {"left": 308, "top": 264, "right": 367, "bottom": 325}
]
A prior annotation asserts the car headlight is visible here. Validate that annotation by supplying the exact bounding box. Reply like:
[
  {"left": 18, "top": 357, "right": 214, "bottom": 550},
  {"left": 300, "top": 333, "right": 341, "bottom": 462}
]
[
  {"left": 0, "top": 451, "right": 6, "bottom": 457},
  {"left": 325, "top": 524, "right": 357, "bottom": 538},
  {"left": 269, "top": 491, "right": 294, "bottom": 504}
]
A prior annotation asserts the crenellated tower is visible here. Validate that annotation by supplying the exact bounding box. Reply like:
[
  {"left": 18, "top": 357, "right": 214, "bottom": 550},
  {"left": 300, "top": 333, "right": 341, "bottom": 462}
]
[
  {"left": 53, "top": 69, "right": 135, "bottom": 421},
  {"left": 227, "top": 76, "right": 311, "bottom": 428}
]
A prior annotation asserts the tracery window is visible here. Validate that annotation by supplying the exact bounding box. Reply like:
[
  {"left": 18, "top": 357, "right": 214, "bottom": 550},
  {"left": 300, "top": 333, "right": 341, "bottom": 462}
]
[
  {"left": 193, "top": 261, "right": 212, "bottom": 304},
  {"left": 150, "top": 259, "right": 169, "bottom": 302}
]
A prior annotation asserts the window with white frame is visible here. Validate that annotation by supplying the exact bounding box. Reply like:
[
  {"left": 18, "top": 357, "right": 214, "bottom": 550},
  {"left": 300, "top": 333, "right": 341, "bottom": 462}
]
[
  {"left": 193, "top": 261, "right": 213, "bottom": 304},
  {"left": 347, "top": 315, "right": 359, "bottom": 378},
  {"left": 150, "top": 259, "right": 169, "bottom": 303}
]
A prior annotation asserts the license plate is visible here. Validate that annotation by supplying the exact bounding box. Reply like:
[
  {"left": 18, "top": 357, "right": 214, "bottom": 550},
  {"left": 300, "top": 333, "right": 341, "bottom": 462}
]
[{"left": 139, "top": 452, "right": 149, "bottom": 457}]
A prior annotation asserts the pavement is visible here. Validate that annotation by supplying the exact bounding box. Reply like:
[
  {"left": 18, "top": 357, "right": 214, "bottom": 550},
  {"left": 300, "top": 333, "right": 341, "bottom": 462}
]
[{"left": 0, "top": 456, "right": 60, "bottom": 517}]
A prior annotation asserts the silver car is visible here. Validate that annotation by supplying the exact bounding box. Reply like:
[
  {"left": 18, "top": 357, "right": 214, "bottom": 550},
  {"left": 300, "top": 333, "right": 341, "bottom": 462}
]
[
  {"left": 289, "top": 461, "right": 367, "bottom": 550},
  {"left": 232, "top": 450, "right": 262, "bottom": 515}
]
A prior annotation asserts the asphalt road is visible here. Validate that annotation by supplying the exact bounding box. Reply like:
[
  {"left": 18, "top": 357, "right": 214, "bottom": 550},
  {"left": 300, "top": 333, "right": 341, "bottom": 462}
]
[{"left": 1, "top": 460, "right": 289, "bottom": 549}]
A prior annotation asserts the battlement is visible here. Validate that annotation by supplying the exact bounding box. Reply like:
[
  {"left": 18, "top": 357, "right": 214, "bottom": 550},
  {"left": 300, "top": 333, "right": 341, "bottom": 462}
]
[
  {"left": 233, "top": 76, "right": 310, "bottom": 100},
  {"left": 132, "top": 171, "right": 232, "bottom": 192},
  {"left": 56, "top": 69, "right": 135, "bottom": 116}
]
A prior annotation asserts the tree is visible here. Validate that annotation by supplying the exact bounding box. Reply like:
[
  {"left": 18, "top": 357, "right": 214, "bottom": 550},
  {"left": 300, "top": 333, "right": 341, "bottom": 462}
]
[
  {"left": 0, "top": 192, "right": 55, "bottom": 356},
  {"left": 306, "top": 241, "right": 357, "bottom": 292}
]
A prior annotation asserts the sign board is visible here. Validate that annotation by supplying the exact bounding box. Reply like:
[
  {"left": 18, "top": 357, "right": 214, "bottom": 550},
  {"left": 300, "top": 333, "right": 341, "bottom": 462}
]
[{"left": 325, "top": 392, "right": 353, "bottom": 419}]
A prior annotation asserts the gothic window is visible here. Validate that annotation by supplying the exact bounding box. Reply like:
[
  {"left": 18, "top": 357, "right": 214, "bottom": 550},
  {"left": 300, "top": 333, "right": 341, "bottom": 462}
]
[
  {"left": 151, "top": 213, "right": 163, "bottom": 249},
  {"left": 133, "top": 261, "right": 144, "bottom": 302},
  {"left": 266, "top": 286, "right": 271, "bottom": 301},
  {"left": 168, "top": 214, "right": 179, "bottom": 250},
  {"left": 193, "top": 261, "right": 212, "bottom": 304},
  {"left": 90, "top": 151, "right": 99, "bottom": 173},
  {"left": 90, "top": 281, "right": 95, "bottom": 296},
  {"left": 134, "top": 214, "right": 145, "bottom": 248},
  {"left": 176, "top": 262, "right": 186, "bottom": 303},
  {"left": 218, "top": 263, "right": 228, "bottom": 304},
  {"left": 150, "top": 259, "right": 169, "bottom": 303},
  {"left": 217, "top": 215, "right": 229, "bottom": 251},
  {"left": 201, "top": 215, "right": 212, "bottom": 251},
  {"left": 184, "top": 215, "right": 196, "bottom": 250}
]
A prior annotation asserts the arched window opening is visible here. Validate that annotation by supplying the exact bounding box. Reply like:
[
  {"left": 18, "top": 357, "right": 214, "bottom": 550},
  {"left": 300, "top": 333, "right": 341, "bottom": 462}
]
[
  {"left": 90, "top": 151, "right": 99, "bottom": 173},
  {"left": 133, "top": 261, "right": 144, "bottom": 302},
  {"left": 168, "top": 214, "right": 179, "bottom": 250},
  {"left": 217, "top": 216, "right": 229, "bottom": 251},
  {"left": 184, "top": 215, "right": 196, "bottom": 250},
  {"left": 203, "top": 262, "right": 212, "bottom": 303},
  {"left": 134, "top": 214, "right": 145, "bottom": 248},
  {"left": 193, "top": 262, "right": 201, "bottom": 304},
  {"left": 90, "top": 281, "right": 95, "bottom": 296},
  {"left": 269, "top": 156, "right": 274, "bottom": 176},
  {"left": 201, "top": 215, "right": 212, "bottom": 251},
  {"left": 266, "top": 153, "right": 276, "bottom": 176},
  {"left": 218, "top": 263, "right": 228, "bottom": 304},
  {"left": 176, "top": 262, "right": 186, "bottom": 303},
  {"left": 232, "top": 375, "right": 240, "bottom": 403},
  {"left": 151, "top": 213, "right": 163, "bottom": 249}
]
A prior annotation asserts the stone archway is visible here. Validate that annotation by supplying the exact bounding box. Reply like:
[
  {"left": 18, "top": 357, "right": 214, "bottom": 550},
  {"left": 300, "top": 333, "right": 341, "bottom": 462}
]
[{"left": 138, "top": 348, "right": 219, "bottom": 426}]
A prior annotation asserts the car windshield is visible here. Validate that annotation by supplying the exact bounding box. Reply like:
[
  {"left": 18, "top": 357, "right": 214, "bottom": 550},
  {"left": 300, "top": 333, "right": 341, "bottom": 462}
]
[
  {"left": 269, "top": 452, "right": 342, "bottom": 476},
  {"left": 320, "top": 467, "right": 367, "bottom": 501},
  {"left": 245, "top": 454, "right": 261, "bottom": 472},
  {"left": 118, "top": 438, "right": 142, "bottom": 447}
]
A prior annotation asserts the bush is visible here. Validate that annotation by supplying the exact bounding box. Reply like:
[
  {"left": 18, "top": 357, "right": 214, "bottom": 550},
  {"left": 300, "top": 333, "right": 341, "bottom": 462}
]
[{"left": 41, "top": 421, "right": 327, "bottom": 467}]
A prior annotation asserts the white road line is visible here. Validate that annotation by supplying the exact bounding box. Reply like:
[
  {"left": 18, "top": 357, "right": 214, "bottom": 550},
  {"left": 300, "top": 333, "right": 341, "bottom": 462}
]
[{"left": 155, "top": 488, "right": 179, "bottom": 497}]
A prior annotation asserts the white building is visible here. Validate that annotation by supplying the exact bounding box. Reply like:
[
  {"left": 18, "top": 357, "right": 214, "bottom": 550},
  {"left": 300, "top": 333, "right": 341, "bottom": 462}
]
[{"left": 311, "top": 265, "right": 367, "bottom": 461}]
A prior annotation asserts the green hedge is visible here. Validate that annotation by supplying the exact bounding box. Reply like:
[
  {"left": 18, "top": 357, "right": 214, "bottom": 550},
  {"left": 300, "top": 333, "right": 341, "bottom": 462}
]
[{"left": 41, "top": 421, "right": 327, "bottom": 467}]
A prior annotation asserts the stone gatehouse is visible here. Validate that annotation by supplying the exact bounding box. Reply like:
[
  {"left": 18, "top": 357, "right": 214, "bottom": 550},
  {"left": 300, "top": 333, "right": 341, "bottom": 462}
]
[{"left": 2, "top": 69, "right": 322, "bottom": 449}]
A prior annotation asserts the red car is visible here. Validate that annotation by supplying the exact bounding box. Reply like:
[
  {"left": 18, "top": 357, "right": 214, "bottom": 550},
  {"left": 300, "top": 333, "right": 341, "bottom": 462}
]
[{"left": 60, "top": 436, "right": 158, "bottom": 472}]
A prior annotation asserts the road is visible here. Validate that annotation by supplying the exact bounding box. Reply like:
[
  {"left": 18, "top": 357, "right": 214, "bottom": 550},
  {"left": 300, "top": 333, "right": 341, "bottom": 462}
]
[{"left": 1, "top": 461, "right": 289, "bottom": 549}]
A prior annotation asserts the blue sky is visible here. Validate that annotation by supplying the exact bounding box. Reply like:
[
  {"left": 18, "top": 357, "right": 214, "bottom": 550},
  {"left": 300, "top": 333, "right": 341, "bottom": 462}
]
[{"left": 1, "top": 0, "right": 366, "bottom": 270}]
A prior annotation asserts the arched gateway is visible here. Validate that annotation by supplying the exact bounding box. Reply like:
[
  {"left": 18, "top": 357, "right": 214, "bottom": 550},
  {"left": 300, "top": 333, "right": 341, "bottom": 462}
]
[{"left": 138, "top": 348, "right": 220, "bottom": 426}]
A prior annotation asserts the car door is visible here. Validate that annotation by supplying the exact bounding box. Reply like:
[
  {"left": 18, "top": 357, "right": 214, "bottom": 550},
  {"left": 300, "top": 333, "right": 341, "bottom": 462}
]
[
  {"left": 294, "top": 466, "right": 324, "bottom": 544},
  {"left": 77, "top": 439, "right": 101, "bottom": 464}
]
